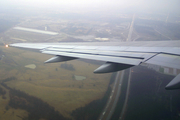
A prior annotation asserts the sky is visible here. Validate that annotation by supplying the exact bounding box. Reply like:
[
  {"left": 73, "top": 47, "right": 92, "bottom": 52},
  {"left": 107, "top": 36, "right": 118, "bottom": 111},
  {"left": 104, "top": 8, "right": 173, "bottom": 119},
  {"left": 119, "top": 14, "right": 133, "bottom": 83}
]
[{"left": 0, "top": 0, "right": 179, "bottom": 14}]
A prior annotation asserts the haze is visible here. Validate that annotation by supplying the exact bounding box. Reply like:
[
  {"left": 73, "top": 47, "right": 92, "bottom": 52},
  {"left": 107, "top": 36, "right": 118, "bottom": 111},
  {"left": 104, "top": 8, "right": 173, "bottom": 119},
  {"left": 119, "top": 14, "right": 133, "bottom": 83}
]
[
  {"left": 1, "top": 0, "right": 180, "bottom": 14},
  {"left": 0, "top": 0, "right": 180, "bottom": 120}
]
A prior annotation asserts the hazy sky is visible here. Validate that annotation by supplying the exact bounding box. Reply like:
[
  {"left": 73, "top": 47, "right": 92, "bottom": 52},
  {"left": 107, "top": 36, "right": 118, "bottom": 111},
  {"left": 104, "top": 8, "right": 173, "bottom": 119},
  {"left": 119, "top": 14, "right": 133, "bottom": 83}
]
[{"left": 0, "top": 0, "right": 179, "bottom": 14}]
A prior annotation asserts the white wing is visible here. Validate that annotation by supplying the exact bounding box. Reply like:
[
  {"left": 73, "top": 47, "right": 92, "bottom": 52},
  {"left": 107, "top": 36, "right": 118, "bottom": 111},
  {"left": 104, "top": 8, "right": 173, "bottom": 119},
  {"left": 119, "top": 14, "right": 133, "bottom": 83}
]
[{"left": 9, "top": 40, "right": 180, "bottom": 90}]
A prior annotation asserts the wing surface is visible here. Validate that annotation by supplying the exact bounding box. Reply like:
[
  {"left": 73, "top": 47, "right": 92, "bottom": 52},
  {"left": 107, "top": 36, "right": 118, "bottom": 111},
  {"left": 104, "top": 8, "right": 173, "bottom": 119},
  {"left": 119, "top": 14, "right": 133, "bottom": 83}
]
[
  {"left": 9, "top": 41, "right": 180, "bottom": 90},
  {"left": 10, "top": 41, "right": 180, "bottom": 69}
]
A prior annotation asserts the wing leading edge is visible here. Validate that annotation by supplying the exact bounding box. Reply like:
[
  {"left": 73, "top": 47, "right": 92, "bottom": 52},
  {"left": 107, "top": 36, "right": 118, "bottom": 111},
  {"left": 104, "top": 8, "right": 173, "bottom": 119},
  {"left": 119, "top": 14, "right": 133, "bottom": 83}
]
[{"left": 9, "top": 41, "right": 180, "bottom": 90}]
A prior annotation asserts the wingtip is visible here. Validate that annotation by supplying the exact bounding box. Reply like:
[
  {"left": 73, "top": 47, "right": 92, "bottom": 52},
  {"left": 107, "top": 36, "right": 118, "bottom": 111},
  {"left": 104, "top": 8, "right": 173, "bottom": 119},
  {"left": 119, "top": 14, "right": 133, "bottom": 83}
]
[{"left": 5, "top": 44, "right": 9, "bottom": 48}]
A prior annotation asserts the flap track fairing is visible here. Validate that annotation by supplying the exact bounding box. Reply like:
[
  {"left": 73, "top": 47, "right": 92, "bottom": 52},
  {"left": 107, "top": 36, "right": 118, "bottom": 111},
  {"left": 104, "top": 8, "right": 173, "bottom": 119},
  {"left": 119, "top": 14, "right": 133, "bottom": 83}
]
[
  {"left": 94, "top": 62, "right": 133, "bottom": 73},
  {"left": 45, "top": 55, "right": 77, "bottom": 63},
  {"left": 165, "top": 74, "right": 180, "bottom": 90}
]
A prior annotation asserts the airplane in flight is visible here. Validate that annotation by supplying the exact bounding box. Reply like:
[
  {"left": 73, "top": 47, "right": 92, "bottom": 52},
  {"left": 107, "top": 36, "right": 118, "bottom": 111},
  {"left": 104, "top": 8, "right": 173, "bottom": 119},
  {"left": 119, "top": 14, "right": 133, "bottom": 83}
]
[{"left": 8, "top": 40, "right": 180, "bottom": 90}]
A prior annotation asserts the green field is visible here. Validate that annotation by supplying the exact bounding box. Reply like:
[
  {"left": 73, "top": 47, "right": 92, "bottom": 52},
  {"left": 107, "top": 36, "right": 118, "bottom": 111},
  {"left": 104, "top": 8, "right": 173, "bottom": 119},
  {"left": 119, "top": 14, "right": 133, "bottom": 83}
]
[{"left": 0, "top": 46, "right": 111, "bottom": 119}]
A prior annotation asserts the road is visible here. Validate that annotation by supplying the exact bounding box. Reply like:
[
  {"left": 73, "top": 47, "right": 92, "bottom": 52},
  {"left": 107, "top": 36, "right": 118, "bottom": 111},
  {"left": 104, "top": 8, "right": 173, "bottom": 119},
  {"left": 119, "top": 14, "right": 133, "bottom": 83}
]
[
  {"left": 99, "top": 13, "right": 135, "bottom": 120},
  {"left": 119, "top": 68, "right": 132, "bottom": 120},
  {"left": 154, "top": 28, "right": 172, "bottom": 40},
  {"left": 127, "top": 14, "right": 135, "bottom": 41},
  {"left": 99, "top": 71, "right": 124, "bottom": 120}
]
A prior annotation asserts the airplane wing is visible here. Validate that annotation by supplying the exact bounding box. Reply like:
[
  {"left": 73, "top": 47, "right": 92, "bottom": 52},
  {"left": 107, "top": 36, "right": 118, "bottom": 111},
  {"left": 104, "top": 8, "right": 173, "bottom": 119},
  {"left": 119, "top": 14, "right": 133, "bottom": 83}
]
[{"left": 9, "top": 40, "right": 180, "bottom": 90}]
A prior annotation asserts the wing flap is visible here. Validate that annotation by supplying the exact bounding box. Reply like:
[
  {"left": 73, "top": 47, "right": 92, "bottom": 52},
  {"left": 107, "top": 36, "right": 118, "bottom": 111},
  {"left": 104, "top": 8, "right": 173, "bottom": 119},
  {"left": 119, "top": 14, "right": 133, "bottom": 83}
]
[
  {"left": 42, "top": 47, "right": 155, "bottom": 60},
  {"left": 42, "top": 50, "right": 143, "bottom": 65}
]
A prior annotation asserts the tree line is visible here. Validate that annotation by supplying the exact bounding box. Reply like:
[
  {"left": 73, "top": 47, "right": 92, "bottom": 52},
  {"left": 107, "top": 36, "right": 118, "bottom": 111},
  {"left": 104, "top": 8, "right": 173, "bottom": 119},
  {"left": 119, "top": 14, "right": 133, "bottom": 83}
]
[
  {"left": 1, "top": 78, "right": 69, "bottom": 120},
  {"left": 0, "top": 86, "right": 6, "bottom": 96},
  {"left": 71, "top": 73, "right": 116, "bottom": 120},
  {"left": 60, "top": 63, "right": 75, "bottom": 71}
]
